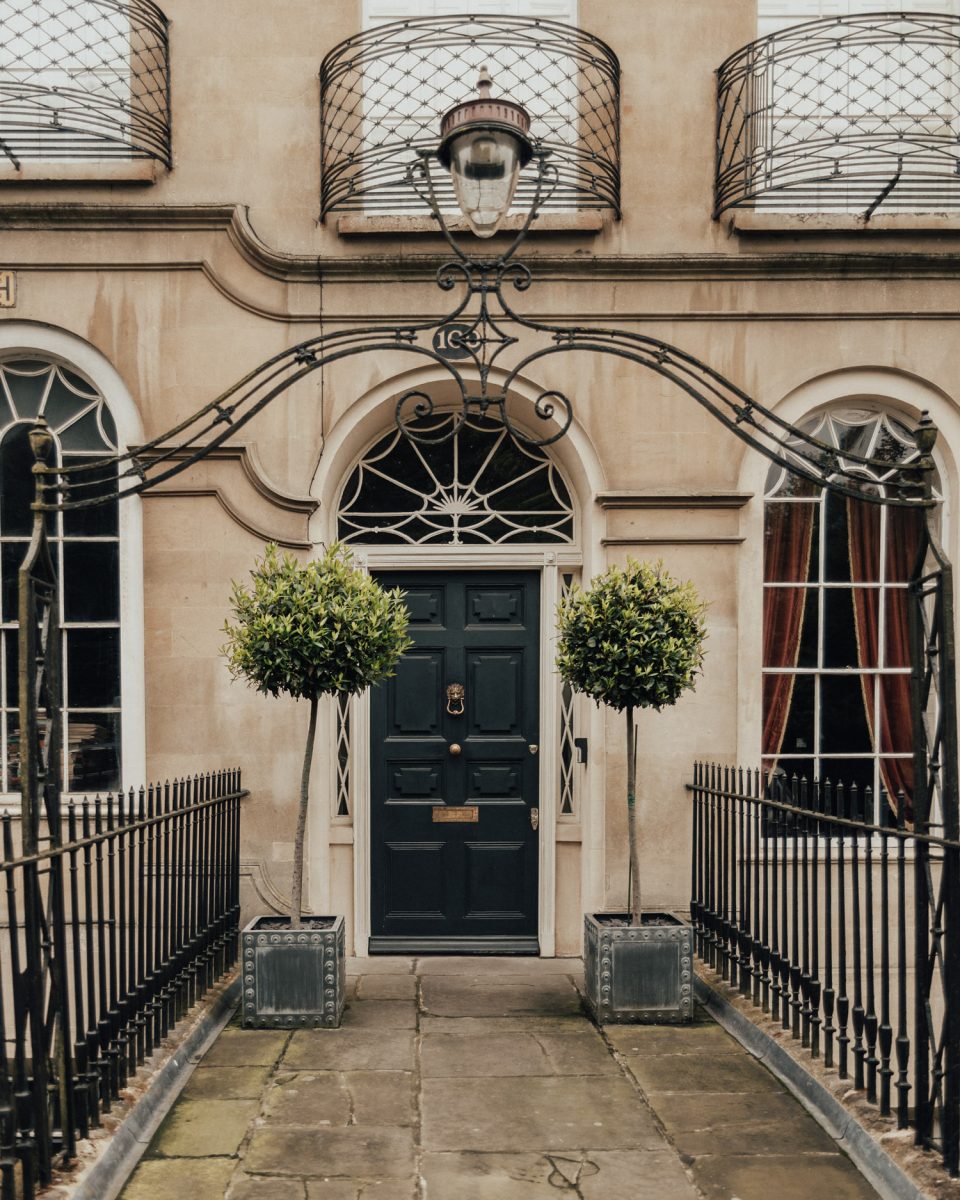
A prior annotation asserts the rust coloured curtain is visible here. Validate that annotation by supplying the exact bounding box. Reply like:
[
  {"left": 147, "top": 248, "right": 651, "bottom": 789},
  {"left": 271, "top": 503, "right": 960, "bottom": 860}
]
[{"left": 763, "top": 501, "right": 815, "bottom": 763}]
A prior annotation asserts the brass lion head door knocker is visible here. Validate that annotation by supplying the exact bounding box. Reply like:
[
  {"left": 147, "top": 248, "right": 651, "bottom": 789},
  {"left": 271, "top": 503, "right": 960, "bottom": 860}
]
[{"left": 446, "top": 682, "right": 465, "bottom": 716}]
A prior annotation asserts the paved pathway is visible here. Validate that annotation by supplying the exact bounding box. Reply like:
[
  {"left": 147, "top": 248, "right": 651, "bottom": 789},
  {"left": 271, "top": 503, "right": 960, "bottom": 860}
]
[{"left": 119, "top": 957, "right": 880, "bottom": 1200}]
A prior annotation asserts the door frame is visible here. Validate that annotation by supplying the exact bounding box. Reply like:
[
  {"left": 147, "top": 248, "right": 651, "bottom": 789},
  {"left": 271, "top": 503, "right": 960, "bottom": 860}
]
[{"left": 347, "top": 544, "right": 581, "bottom": 957}]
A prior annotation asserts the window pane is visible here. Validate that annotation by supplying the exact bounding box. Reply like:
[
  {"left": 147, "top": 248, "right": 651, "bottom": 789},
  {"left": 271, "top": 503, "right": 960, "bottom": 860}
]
[
  {"left": 820, "top": 759, "right": 877, "bottom": 820},
  {"left": 886, "top": 506, "right": 926, "bottom": 582},
  {"left": 67, "top": 628, "right": 120, "bottom": 708},
  {"left": 0, "top": 423, "right": 38, "bottom": 537},
  {"left": 884, "top": 590, "right": 911, "bottom": 667},
  {"left": 820, "top": 674, "right": 873, "bottom": 753},
  {"left": 3, "top": 629, "right": 16, "bottom": 711},
  {"left": 5, "top": 712, "right": 19, "bottom": 793},
  {"left": 763, "top": 588, "right": 817, "bottom": 667},
  {"left": 823, "top": 587, "right": 874, "bottom": 669},
  {"left": 764, "top": 501, "right": 819, "bottom": 582},
  {"left": 879, "top": 677, "right": 912, "bottom": 753},
  {"left": 764, "top": 672, "right": 815, "bottom": 754},
  {"left": 2, "top": 363, "right": 50, "bottom": 420},
  {"left": 823, "top": 491, "right": 853, "bottom": 582},
  {"left": 63, "top": 542, "right": 119, "bottom": 621},
  {"left": 61, "top": 457, "right": 118, "bottom": 536},
  {"left": 67, "top": 712, "right": 120, "bottom": 793},
  {"left": 1, "top": 542, "right": 28, "bottom": 623}
]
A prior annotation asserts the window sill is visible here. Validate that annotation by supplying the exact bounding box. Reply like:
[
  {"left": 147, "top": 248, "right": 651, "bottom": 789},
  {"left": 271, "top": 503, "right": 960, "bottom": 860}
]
[
  {"left": 729, "top": 211, "right": 960, "bottom": 235},
  {"left": 336, "top": 211, "right": 605, "bottom": 237},
  {"left": 0, "top": 161, "right": 159, "bottom": 185}
]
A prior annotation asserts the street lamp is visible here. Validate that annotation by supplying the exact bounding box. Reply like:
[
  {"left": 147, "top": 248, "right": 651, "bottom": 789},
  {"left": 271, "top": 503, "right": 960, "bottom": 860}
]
[{"left": 437, "top": 67, "right": 532, "bottom": 237}]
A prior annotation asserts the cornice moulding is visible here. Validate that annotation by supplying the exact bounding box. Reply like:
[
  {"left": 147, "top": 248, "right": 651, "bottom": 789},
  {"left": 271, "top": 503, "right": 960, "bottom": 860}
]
[{"left": 1, "top": 205, "right": 960, "bottom": 284}]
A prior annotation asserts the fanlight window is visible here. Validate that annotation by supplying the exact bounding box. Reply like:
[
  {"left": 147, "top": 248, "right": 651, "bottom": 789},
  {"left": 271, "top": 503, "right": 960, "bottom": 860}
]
[
  {"left": 762, "top": 406, "right": 940, "bottom": 823},
  {"left": 337, "top": 416, "right": 574, "bottom": 545},
  {"left": 0, "top": 359, "right": 121, "bottom": 794}
]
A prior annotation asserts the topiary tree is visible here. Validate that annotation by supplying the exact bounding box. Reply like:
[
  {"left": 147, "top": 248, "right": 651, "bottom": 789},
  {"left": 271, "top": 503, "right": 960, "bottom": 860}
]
[
  {"left": 556, "top": 559, "right": 707, "bottom": 925},
  {"left": 221, "top": 542, "right": 412, "bottom": 928}
]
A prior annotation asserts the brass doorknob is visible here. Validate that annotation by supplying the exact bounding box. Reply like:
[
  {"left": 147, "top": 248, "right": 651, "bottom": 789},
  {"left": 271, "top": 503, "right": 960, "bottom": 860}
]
[{"left": 449, "top": 743, "right": 462, "bottom": 756}]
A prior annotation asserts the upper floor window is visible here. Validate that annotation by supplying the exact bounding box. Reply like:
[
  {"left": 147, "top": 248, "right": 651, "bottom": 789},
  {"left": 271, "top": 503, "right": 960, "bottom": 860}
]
[
  {"left": 0, "top": 0, "right": 171, "bottom": 176},
  {"left": 321, "top": 1, "right": 619, "bottom": 220},
  {"left": 761, "top": 406, "right": 940, "bottom": 824},
  {"left": 0, "top": 358, "right": 122, "bottom": 795},
  {"left": 716, "top": 2, "right": 960, "bottom": 217}
]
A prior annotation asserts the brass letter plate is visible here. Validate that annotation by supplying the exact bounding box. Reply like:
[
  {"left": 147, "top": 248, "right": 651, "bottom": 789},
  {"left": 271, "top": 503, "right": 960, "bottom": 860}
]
[{"left": 432, "top": 805, "right": 479, "bottom": 823}]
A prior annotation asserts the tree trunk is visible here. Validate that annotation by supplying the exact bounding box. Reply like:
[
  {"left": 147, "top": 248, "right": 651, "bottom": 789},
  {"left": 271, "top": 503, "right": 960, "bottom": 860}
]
[
  {"left": 290, "top": 694, "right": 320, "bottom": 929},
  {"left": 626, "top": 704, "right": 641, "bottom": 926}
]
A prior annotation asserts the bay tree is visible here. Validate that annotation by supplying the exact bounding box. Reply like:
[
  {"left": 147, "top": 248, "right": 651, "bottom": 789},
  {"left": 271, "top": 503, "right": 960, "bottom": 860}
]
[
  {"left": 556, "top": 559, "right": 707, "bottom": 924},
  {"left": 222, "top": 542, "right": 412, "bottom": 927}
]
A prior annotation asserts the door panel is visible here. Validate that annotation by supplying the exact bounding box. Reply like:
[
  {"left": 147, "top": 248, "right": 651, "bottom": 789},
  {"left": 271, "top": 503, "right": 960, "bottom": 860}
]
[{"left": 370, "top": 571, "right": 540, "bottom": 954}]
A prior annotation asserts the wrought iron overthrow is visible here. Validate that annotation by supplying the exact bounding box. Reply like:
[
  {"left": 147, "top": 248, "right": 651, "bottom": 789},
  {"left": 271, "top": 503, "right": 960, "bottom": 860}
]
[
  {"left": 11, "top": 114, "right": 958, "bottom": 1182},
  {"left": 319, "top": 14, "right": 620, "bottom": 218},
  {"left": 716, "top": 13, "right": 960, "bottom": 219},
  {"left": 0, "top": 0, "right": 171, "bottom": 169}
]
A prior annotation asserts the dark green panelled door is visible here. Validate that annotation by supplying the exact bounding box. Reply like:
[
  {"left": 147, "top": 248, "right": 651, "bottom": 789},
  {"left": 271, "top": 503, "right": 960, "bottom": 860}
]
[{"left": 370, "top": 571, "right": 540, "bottom": 954}]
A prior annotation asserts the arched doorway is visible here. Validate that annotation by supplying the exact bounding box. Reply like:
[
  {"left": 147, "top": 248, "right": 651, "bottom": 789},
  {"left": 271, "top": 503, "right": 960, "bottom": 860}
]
[{"left": 313, "top": 381, "right": 605, "bottom": 956}]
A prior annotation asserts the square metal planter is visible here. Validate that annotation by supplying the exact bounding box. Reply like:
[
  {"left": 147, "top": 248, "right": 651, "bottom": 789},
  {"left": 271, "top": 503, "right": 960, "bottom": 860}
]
[
  {"left": 583, "top": 912, "right": 694, "bottom": 1024},
  {"left": 241, "top": 914, "right": 345, "bottom": 1028}
]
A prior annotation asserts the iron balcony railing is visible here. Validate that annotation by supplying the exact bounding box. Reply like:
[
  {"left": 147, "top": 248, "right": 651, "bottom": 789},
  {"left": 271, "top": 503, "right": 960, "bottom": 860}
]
[
  {"left": 0, "top": 769, "right": 242, "bottom": 1200},
  {"left": 0, "top": 0, "right": 171, "bottom": 169},
  {"left": 319, "top": 14, "right": 620, "bottom": 220},
  {"left": 715, "top": 13, "right": 960, "bottom": 218},
  {"left": 691, "top": 762, "right": 960, "bottom": 1177}
]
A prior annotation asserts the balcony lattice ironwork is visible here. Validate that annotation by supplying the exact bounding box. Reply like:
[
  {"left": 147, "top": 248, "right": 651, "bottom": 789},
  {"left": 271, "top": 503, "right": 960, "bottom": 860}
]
[
  {"left": 716, "top": 13, "right": 960, "bottom": 218},
  {"left": 319, "top": 15, "right": 620, "bottom": 219},
  {"left": 0, "top": 0, "right": 170, "bottom": 168}
]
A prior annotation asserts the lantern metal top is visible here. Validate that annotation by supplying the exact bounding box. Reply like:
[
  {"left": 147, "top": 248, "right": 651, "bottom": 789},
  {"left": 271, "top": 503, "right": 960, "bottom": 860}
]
[{"left": 438, "top": 67, "right": 533, "bottom": 170}]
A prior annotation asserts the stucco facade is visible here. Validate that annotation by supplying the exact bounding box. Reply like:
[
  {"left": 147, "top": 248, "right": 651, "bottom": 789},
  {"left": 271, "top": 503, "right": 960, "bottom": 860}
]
[{"left": 0, "top": 0, "right": 957, "bottom": 956}]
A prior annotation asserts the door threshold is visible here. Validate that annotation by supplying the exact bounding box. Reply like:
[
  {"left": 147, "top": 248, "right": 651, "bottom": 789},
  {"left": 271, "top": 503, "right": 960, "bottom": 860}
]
[{"left": 368, "top": 935, "right": 540, "bottom": 955}]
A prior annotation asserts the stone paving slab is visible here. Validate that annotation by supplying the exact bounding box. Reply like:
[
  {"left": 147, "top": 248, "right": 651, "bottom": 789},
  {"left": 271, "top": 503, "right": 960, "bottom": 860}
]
[
  {"left": 265, "top": 1070, "right": 416, "bottom": 1127},
  {"left": 415, "top": 955, "right": 581, "bottom": 975},
  {"left": 653, "top": 1090, "right": 831, "bottom": 1155},
  {"left": 244, "top": 1126, "right": 416, "bottom": 1179},
  {"left": 180, "top": 1064, "right": 274, "bottom": 1100},
  {"left": 346, "top": 956, "right": 415, "bottom": 974},
  {"left": 355, "top": 973, "right": 418, "bottom": 999},
  {"left": 623, "top": 1045, "right": 786, "bottom": 1093},
  {"left": 228, "top": 1176, "right": 307, "bottom": 1200},
  {"left": 201, "top": 1028, "right": 289, "bottom": 1067},
  {"left": 421, "top": 1029, "right": 619, "bottom": 1077},
  {"left": 688, "top": 1151, "right": 883, "bottom": 1200},
  {"left": 340, "top": 998, "right": 417, "bottom": 1028},
  {"left": 421, "top": 1149, "right": 699, "bottom": 1199},
  {"left": 148, "top": 1097, "right": 260, "bottom": 1157},
  {"left": 419, "top": 1013, "right": 583, "bottom": 1034},
  {"left": 284, "top": 1029, "right": 416, "bottom": 1071},
  {"left": 122, "top": 1156, "right": 236, "bottom": 1200},
  {"left": 421, "top": 1075, "right": 665, "bottom": 1152},
  {"left": 420, "top": 973, "right": 583, "bottom": 1017}
]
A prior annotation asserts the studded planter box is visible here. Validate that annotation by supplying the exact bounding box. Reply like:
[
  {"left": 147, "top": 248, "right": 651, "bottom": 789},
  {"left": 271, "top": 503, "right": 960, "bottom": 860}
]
[
  {"left": 241, "top": 914, "right": 346, "bottom": 1028},
  {"left": 583, "top": 912, "right": 694, "bottom": 1024}
]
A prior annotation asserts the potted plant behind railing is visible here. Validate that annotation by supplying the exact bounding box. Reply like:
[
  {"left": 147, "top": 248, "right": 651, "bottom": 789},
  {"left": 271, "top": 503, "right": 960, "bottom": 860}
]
[
  {"left": 222, "top": 543, "right": 411, "bottom": 1028},
  {"left": 556, "top": 559, "right": 707, "bottom": 1024}
]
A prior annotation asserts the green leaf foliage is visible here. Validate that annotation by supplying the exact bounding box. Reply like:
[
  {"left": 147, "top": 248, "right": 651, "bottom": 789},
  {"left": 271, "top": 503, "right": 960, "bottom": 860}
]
[
  {"left": 555, "top": 559, "right": 707, "bottom": 713},
  {"left": 221, "top": 542, "right": 413, "bottom": 701}
]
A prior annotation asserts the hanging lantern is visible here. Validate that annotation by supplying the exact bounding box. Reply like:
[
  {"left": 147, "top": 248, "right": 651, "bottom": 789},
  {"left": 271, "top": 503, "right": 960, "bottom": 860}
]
[{"left": 438, "top": 67, "right": 533, "bottom": 237}]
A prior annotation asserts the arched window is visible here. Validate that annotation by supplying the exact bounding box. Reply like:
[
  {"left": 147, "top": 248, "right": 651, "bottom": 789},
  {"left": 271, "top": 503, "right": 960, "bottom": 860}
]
[
  {"left": 337, "top": 415, "right": 574, "bottom": 545},
  {"left": 762, "top": 405, "right": 939, "bottom": 821},
  {"left": 0, "top": 358, "right": 121, "bottom": 794}
]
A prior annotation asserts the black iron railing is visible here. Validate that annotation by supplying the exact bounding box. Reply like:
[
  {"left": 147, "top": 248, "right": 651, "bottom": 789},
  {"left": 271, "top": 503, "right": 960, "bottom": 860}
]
[
  {"left": 691, "top": 762, "right": 960, "bottom": 1176},
  {"left": 0, "top": 769, "right": 242, "bottom": 1200},
  {"left": 0, "top": 0, "right": 171, "bottom": 169},
  {"left": 319, "top": 15, "right": 620, "bottom": 219},
  {"left": 716, "top": 13, "right": 960, "bottom": 218}
]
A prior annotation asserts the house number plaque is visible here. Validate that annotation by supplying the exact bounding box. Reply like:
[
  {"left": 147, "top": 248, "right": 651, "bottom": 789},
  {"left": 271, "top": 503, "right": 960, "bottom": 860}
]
[{"left": 432, "top": 806, "right": 479, "bottom": 823}]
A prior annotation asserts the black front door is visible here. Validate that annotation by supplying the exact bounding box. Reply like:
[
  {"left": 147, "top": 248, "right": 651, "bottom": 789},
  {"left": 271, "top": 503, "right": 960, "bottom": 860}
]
[{"left": 370, "top": 571, "right": 540, "bottom": 954}]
